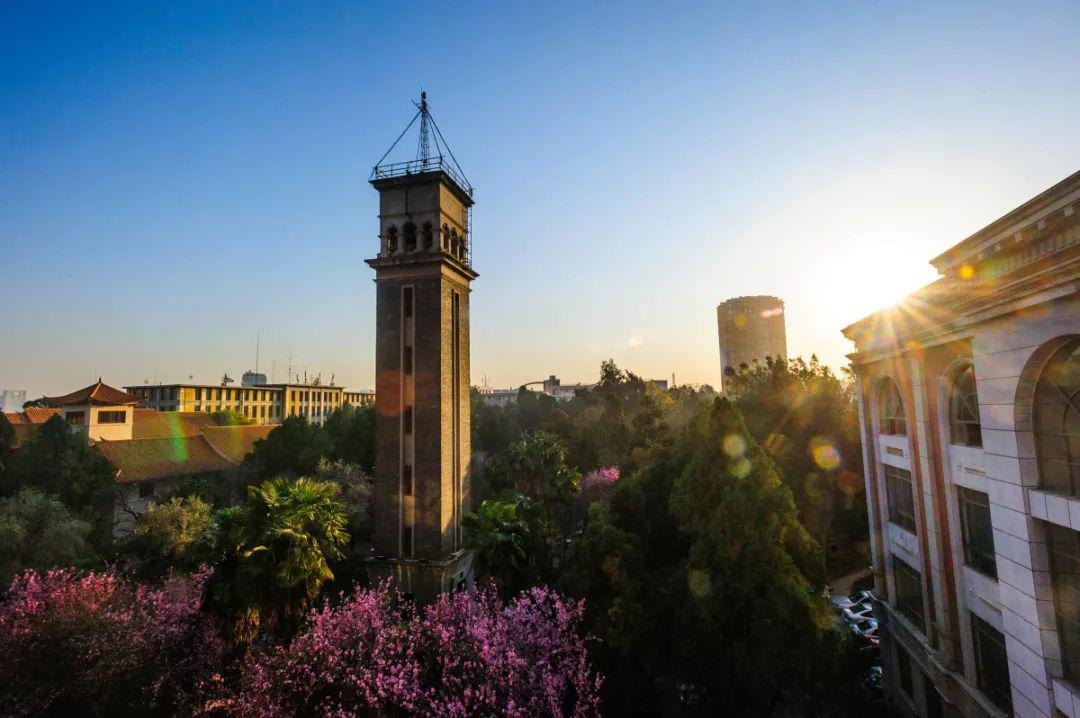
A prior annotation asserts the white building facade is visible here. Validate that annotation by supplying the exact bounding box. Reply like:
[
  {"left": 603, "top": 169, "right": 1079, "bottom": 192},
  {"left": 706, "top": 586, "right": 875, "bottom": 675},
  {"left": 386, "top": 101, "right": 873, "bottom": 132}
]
[{"left": 844, "top": 170, "right": 1080, "bottom": 718}]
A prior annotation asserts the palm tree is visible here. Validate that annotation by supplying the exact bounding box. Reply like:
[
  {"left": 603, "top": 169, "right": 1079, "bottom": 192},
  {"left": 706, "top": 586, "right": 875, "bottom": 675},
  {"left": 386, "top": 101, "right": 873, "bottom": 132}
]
[
  {"left": 205, "top": 476, "right": 349, "bottom": 648},
  {"left": 463, "top": 493, "right": 545, "bottom": 593}
]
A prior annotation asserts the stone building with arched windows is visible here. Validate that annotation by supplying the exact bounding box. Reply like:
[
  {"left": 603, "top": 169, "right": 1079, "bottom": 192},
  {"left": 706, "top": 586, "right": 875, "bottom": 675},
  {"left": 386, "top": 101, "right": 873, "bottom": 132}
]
[{"left": 844, "top": 170, "right": 1080, "bottom": 718}]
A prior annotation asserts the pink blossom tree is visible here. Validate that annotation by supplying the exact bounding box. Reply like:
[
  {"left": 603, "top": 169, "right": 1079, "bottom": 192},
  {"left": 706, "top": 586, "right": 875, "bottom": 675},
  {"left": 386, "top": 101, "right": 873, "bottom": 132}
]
[
  {"left": 0, "top": 566, "right": 225, "bottom": 717},
  {"left": 235, "top": 583, "right": 602, "bottom": 717},
  {"left": 574, "top": 466, "right": 620, "bottom": 524}
]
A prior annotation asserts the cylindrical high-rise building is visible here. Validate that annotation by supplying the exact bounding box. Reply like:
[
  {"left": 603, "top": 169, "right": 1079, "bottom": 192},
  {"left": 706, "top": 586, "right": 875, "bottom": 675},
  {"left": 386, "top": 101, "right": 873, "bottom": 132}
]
[{"left": 716, "top": 295, "right": 788, "bottom": 390}]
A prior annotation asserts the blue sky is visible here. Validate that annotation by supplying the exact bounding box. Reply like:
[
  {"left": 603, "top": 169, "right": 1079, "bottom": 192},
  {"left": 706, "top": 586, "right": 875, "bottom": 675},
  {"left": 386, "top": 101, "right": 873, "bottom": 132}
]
[{"left": 2, "top": 1, "right": 1079, "bottom": 398}]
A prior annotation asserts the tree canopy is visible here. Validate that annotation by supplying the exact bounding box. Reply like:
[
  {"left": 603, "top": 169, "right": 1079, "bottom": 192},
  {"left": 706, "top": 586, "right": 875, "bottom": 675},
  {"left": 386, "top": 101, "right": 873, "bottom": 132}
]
[{"left": 0, "top": 488, "right": 96, "bottom": 585}]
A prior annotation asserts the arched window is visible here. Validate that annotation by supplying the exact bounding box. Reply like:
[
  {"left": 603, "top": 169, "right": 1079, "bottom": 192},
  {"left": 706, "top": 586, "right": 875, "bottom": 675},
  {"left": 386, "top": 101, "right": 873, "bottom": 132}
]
[
  {"left": 442, "top": 224, "right": 450, "bottom": 251},
  {"left": 403, "top": 222, "right": 417, "bottom": 252},
  {"left": 949, "top": 365, "right": 982, "bottom": 447},
  {"left": 878, "top": 378, "right": 907, "bottom": 436},
  {"left": 422, "top": 222, "right": 433, "bottom": 250},
  {"left": 1035, "top": 340, "right": 1080, "bottom": 494},
  {"left": 450, "top": 229, "right": 459, "bottom": 257},
  {"left": 386, "top": 225, "right": 398, "bottom": 254}
]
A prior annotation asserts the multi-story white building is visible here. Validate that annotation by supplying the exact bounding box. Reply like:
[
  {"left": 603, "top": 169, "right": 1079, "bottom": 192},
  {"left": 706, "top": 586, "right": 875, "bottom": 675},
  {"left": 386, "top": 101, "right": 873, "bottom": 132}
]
[
  {"left": 844, "top": 169, "right": 1080, "bottom": 717},
  {"left": 0, "top": 389, "right": 26, "bottom": 413},
  {"left": 475, "top": 375, "right": 670, "bottom": 407}
]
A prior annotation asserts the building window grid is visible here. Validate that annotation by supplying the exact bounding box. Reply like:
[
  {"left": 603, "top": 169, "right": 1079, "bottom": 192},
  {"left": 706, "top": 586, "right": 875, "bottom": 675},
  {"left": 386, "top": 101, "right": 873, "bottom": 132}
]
[
  {"left": 897, "top": 647, "right": 914, "bottom": 697},
  {"left": 879, "top": 378, "right": 907, "bottom": 436},
  {"left": 1034, "top": 341, "right": 1080, "bottom": 495},
  {"left": 949, "top": 365, "right": 983, "bottom": 448},
  {"left": 885, "top": 464, "right": 918, "bottom": 534},
  {"left": 893, "top": 556, "right": 926, "bottom": 633},
  {"left": 970, "top": 612, "right": 1013, "bottom": 714},
  {"left": 1047, "top": 522, "right": 1080, "bottom": 681},
  {"left": 958, "top": 487, "right": 997, "bottom": 578}
]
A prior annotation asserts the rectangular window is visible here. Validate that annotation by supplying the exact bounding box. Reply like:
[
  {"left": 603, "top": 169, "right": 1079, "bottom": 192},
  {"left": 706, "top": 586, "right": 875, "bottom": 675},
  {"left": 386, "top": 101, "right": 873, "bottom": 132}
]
[
  {"left": 893, "top": 555, "right": 925, "bottom": 633},
  {"left": 403, "top": 406, "right": 413, "bottom": 435},
  {"left": 98, "top": 410, "right": 126, "bottom": 424},
  {"left": 897, "top": 647, "right": 913, "bottom": 697},
  {"left": 884, "top": 465, "right": 917, "bottom": 533},
  {"left": 404, "top": 346, "right": 413, "bottom": 375},
  {"left": 958, "top": 487, "right": 997, "bottom": 578},
  {"left": 66, "top": 411, "right": 85, "bottom": 425},
  {"left": 403, "top": 525, "right": 414, "bottom": 558},
  {"left": 1047, "top": 523, "right": 1080, "bottom": 679},
  {"left": 196, "top": 388, "right": 203, "bottom": 400},
  {"left": 403, "top": 464, "right": 413, "bottom": 496},
  {"left": 971, "top": 612, "right": 1012, "bottom": 713},
  {"left": 403, "top": 286, "right": 414, "bottom": 319}
]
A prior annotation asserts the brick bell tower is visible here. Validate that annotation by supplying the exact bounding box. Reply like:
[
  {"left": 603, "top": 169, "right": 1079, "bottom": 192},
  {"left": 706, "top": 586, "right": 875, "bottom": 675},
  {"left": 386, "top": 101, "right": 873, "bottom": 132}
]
[{"left": 365, "top": 93, "right": 475, "bottom": 602}]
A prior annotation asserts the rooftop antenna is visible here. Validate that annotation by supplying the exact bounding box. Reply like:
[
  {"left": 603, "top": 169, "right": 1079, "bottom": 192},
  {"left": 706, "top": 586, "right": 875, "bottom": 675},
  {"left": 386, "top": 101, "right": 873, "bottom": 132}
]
[
  {"left": 417, "top": 90, "right": 431, "bottom": 167},
  {"left": 371, "top": 92, "right": 473, "bottom": 196},
  {"left": 255, "top": 332, "right": 260, "bottom": 380}
]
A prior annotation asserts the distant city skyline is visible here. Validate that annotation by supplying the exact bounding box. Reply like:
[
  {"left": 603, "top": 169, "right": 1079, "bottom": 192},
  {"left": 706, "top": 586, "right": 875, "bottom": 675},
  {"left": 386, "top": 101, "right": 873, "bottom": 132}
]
[{"left": 3, "top": 1, "right": 1080, "bottom": 400}]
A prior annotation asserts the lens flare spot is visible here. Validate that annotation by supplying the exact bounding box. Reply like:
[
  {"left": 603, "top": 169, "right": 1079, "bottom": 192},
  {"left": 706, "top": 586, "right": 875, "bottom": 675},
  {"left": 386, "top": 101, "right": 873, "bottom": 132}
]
[
  {"left": 722, "top": 433, "right": 747, "bottom": 458},
  {"left": 959, "top": 264, "right": 975, "bottom": 280},
  {"left": 731, "top": 456, "right": 752, "bottom": 478},
  {"left": 688, "top": 569, "right": 711, "bottom": 598},
  {"left": 809, "top": 437, "right": 841, "bottom": 471},
  {"left": 763, "top": 433, "right": 786, "bottom": 454}
]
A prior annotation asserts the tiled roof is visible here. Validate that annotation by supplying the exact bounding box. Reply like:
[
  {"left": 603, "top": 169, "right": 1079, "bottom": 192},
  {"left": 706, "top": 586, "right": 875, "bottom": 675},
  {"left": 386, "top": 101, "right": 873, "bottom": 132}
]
[
  {"left": 95, "top": 435, "right": 234, "bottom": 483},
  {"left": 201, "top": 425, "right": 274, "bottom": 464},
  {"left": 1, "top": 409, "right": 61, "bottom": 448},
  {"left": 44, "top": 380, "right": 141, "bottom": 407},
  {"left": 131, "top": 409, "right": 214, "bottom": 440},
  {"left": 2, "top": 408, "right": 61, "bottom": 425}
]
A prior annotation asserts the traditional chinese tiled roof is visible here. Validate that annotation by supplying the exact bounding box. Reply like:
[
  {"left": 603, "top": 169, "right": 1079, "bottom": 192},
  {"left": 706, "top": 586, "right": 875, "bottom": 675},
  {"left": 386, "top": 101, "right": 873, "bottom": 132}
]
[
  {"left": 95, "top": 435, "right": 234, "bottom": 483},
  {"left": 201, "top": 425, "right": 274, "bottom": 464},
  {"left": 131, "top": 409, "right": 214, "bottom": 440},
  {"left": 1, "top": 408, "right": 63, "bottom": 448},
  {"left": 2, "top": 407, "right": 62, "bottom": 425},
  {"left": 43, "top": 380, "right": 141, "bottom": 407}
]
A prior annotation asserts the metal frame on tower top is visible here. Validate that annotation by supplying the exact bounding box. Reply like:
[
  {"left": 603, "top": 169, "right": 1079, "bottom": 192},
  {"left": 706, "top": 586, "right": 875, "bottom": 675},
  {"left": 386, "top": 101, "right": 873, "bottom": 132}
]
[{"left": 371, "top": 92, "right": 474, "bottom": 197}]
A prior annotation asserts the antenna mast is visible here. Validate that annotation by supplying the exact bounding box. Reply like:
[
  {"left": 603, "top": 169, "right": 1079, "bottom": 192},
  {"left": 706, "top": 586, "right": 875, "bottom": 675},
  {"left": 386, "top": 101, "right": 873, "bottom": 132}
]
[{"left": 417, "top": 91, "right": 432, "bottom": 167}]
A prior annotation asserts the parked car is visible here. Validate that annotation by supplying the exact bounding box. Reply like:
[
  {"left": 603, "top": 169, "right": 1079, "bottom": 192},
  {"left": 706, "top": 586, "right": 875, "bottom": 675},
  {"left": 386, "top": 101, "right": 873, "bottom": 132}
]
[
  {"left": 850, "top": 618, "right": 878, "bottom": 640},
  {"left": 842, "top": 603, "right": 874, "bottom": 623},
  {"left": 865, "top": 664, "right": 883, "bottom": 691},
  {"left": 831, "top": 590, "right": 872, "bottom": 612}
]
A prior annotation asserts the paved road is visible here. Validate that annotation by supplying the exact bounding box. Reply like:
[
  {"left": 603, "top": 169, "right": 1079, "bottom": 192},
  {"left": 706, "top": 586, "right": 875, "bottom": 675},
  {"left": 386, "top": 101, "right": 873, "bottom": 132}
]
[{"left": 829, "top": 567, "right": 871, "bottom": 598}]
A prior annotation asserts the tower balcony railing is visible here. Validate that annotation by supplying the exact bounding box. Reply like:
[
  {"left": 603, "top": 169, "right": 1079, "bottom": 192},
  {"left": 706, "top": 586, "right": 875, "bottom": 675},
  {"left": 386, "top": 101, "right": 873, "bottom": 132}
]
[
  {"left": 371, "top": 156, "right": 474, "bottom": 197},
  {"left": 379, "top": 237, "right": 473, "bottom": 269}
]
